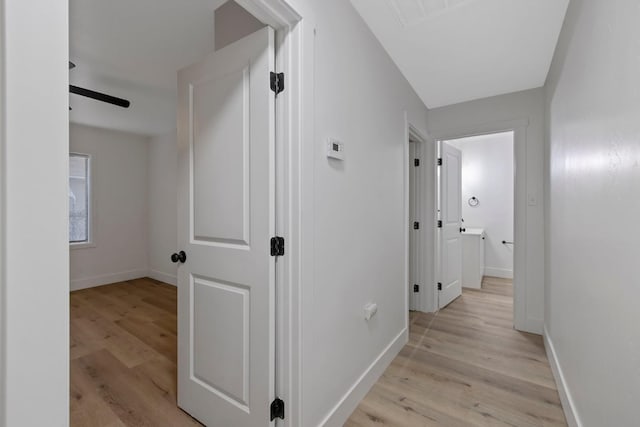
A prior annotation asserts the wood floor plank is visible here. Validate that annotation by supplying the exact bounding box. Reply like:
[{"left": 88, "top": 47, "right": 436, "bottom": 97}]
[
  {"left": 153, "top": 315, "right": 178, "bottom": 336},
  {"left": 72, "top": 277, "right": 566, "bottom": 427},
  {"left": 93, "top": 288, "right": 176, "bottom": 323},
  {"left": 115, "top": 317, "right": 177, "bottom": 364},
  {"left": 346, "top": 277, "right": 567, "bottom": 426},
  {"left": 72, "top": 316, "right": 159, "bottom": 368},
  {"left": 70, "top": 317, "right": 106, "bottom": 361},
  {"left": 72, "top": 350, "right": 171, "bottom": 427},
  {"left": 70, "top": 279, "right": 202, "bottom": 427},
  {"left": 70, "top": 359, "right": 126, "bottom": 427},
  {"left": 385, "top": 351, "right": 566, "bottom": 425}
]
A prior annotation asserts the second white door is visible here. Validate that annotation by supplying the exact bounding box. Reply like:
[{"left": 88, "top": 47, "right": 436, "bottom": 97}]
[{"left": 438, "top": 142, "right": 463, "bottom": 308}]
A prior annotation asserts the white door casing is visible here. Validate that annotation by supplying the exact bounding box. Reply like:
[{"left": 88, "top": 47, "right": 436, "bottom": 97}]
[
  {"left": 438, "top": 142, "right": 463, "bottom": 308},
  {"left": 409, "top": 141, "right": 419, "bottom": 311},
  {"left": 177, "top": 26, "right": 276, "bottom": 426}
]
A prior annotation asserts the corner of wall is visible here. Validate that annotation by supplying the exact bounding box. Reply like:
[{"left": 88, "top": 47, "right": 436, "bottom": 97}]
[
  {"left": 146, "top": 129, "right": 178, "bottom": 287},
  {"left": 543, "top": 327, "right": 582, "bottom": 427},
  {"left": 148, "top": 269, "right": 177, "bottom": 286},
  {"left": 70, "top": 269, "right": 149, "bottom": 291},
  {"left": 144, "top": 135, "right": 152, "bottom": 276},
  {"left": 0, "top": 0, "right": 6, "bottom": 421},
  {"left": 318, "top": 328, "right": 408, "bottom": 427}
]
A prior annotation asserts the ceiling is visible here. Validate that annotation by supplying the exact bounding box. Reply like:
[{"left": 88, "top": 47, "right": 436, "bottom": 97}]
[
  {"left": 350, "top": 0, "right": 569, "bottom": 108},
  {"left": 69, "top": 0, "right": 227, "bottom": 136},
  {"left": 71, "top": 0, "right": 569, "bottom": 134}
]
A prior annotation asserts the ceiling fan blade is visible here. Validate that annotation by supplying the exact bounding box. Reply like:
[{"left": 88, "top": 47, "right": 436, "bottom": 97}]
[{"left": 69, "top": 85, "right": 130, "bottom": 108}]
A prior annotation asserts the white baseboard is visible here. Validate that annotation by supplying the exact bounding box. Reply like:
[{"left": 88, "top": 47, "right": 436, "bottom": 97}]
[
  {"left": 319, "top": 328, "right": 408, "bottom": 427},
  {"left": 544, "top": 327, "right": 582, "bottom": 427},
  {"left": 522, "top": 318, "right": 543, "bottom": 335},
  {"left": 70, "top": 269, "right": 148, "bottom": 291},
  {"left": 484, "top": 267, "right": 513, "bottom": 279},
  {"left": 148, "top": 269, "right": 177, "bottom": 286},
  {"left": 462, "top": 282, "right": 481, "bottom": 289}
]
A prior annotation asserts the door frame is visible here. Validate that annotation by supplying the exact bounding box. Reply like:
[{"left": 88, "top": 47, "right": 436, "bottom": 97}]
[
  {"left": 406, "top": 121, "right": 431, "bottom": 313},
  {"left": 429, "top": 119, "right": 528, "bottom": 331},
  {"left": 1, "top": 0, "right": 309, "bottom": 425},
  {"left": 236, "top": 1, "right": 306, "bottom": 425},
  {"left": 1, "top": 0, "right": 71, "bottom": 425}
]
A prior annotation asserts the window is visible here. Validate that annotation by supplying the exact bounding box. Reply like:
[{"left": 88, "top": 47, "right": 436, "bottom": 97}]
[{"left": 69, "top": 153, "right": 91, "bottom": 244}]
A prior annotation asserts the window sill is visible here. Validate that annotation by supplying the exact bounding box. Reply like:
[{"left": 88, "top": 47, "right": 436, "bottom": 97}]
[{"left": 70, "top": 242, "right": 96, "bottom": 250}]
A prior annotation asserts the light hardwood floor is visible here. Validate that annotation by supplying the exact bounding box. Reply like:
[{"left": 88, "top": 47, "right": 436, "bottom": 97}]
[
  {"left": 70, "top": 278, "right": 202, "bottom": 426},
  {"left": 345, "top": 276, "right": 568, "bottom": 427},
  {"left": 71, "top": 277, "right": 566, "bottom": 426}
]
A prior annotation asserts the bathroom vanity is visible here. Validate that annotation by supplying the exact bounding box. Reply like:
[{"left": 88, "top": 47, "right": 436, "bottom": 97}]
[{"left": 462, "top": 228, "right": 485, "bottom": 289}]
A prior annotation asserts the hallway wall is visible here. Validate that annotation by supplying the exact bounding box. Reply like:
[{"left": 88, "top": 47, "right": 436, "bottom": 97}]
[
  {"left": 295, "top": 0, "right": 430, "bottom": 424},
  {"left": 427, "top": 88, "right": 546, "bottom": 333},
  {"left": 544, "top": 0, "right": 640, "bottom": 425}
]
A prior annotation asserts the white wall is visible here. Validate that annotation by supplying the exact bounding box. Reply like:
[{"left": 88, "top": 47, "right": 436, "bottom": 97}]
[
  {"left": 298, "top": 0, "right": 429, "bottom": 425},
  {"left": 69, "top": 126, "right": 179, "bottom": 290},
  {"left": 1, "top": 0, "right": 69, "bottom": 425},
  {"left": 448, "top": 132, "right": 514, "bottom": 278},
  {"left": 427, "top": 88, "right": 545, "bottom": 333},
  {"left": 69, "top": 123, "right": 149, "bottom": 290},
  {"left": 148, "top": 130, "right": 178, "bottom": 285},
  {"left": 214, "top": 0, "right": 265, "bottom": 51},
  {"left": 544, "top": 0, "right": 640, "bottom": 425}
]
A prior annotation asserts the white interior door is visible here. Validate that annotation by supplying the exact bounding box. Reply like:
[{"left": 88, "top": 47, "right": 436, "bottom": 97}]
[
  {"left": 438, "top": 142, "right": 463, "bottom": 309},
  {"left": 177, "top": 26, "right": 276, "bottom": 427}
]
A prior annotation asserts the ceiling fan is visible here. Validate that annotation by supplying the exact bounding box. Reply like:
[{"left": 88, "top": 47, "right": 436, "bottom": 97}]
[{"left": 69, "top": 61, "right": 131, "bottom": 109}]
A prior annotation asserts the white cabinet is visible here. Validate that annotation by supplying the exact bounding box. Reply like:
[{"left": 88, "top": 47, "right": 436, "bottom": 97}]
[{"left": 462, "top": 228, "right": 485, "bottom": 289}]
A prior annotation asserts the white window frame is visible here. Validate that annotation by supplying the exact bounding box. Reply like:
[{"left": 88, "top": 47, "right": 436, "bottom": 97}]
[{"left": 68, "top": 152, "right": 94, "bottom": 249}]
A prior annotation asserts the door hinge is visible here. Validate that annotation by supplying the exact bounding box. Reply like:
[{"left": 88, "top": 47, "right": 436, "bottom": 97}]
[
  {"left": 437, "top": 158, "right": 442, "bottom": 166},
  {"left": 437, "top": 282, "right": 442, "bottom": 291},
  {"left": 270, "top": 398, "right": 285, "bottom": 421},
  {"left": 413, "top": 284, "right": 420, "bottom": 292},
  {"left": 270, "top": 236, "right": 285, "bottom": 256},
  {"left": 437, "top": 220, "right": 442, "bottom": 228},
  {"left": 414, "top": 158, "right": 420, "bottom": 167},
  {"left": 413, "top": 222, "right": 420, "bottom": 230},
  {"left": 270, "top": 72, "right": 284, "bottom": 95}
]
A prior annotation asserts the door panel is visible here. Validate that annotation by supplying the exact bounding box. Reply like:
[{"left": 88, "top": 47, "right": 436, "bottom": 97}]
[
  {"left": 192, "top": 67, "right": 250, "bottom": 245},
  {"left": 177, "top": 26, "right": 275, "bottom": 427},
  {"left": 439, "top": 142, "right": 463, "bottom": 309},
  {"left": 192, "top": 276, "right": 249, "bottom": 408},
  {"left": 445, "top": 150, "right": 461, "bottom": 223}
]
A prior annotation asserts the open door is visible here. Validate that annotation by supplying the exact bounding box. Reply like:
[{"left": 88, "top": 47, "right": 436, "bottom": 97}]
[
  {"left": 438, "top": 141, "right": 463, "bottom": 309},
  {"left": 176, "top": 27, "right": 276, "bottom": 426}
]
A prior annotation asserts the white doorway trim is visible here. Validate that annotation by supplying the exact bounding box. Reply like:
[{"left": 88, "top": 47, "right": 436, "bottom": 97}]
[
  {"left": 406, "top": 120, "right": 432, "bottom": 313},
  {"left": 1, "top": 0, "right": 71, "bottom": 425},
  {"left": 430, "top": 118, "right": 529, "bottom": 332},
  {"left": 223, "top": 2, "right": 307, "bottom": 425},
  {"left": 1, "top": 0, "right": 310, "bottom": 425}
]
